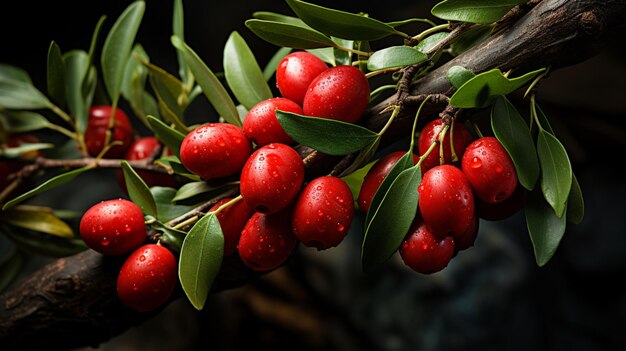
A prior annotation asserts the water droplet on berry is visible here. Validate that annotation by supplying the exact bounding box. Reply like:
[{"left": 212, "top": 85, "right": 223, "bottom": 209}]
[
  {"left": 495, "top": 164, "right": 503, "bottom": 173},
  {"left": 125, "top": 224, "right": 131, "bottom": 232},
  {"left": 316, "top": 185, "right": 322, "bottom": 191},
  {"left": 418, "top": 185, "right": 425, "bottom": 192},
  {"left": 101, "top": 238, "right": 110, "bottom": 246},
  {"left": 139, "top": 255, "right": 146, "bottom": 262},
  {"left": 470, "top": 157, "right": 482, "bottom": 168},
  {"left": 422, "top": 244, "right": 429, "bottom": 250},
  {"left": 337, "top": 223, "right": 345, "bottom": 232},
  {"left": 317, "top": 209, "right": 324, "bottom": 217},
  {"left": 259, "top": 156, "right": 265, "bottom": 161}
]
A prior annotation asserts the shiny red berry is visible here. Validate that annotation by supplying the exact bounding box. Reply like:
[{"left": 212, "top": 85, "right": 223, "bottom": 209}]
[
  {"left": 243, "top": 97, "right": 301, "bottom": 146},
  {"left": 116, "top": 244, "right": 177, "bottom": 312},
  {"left": 240, "top": 143, "right": 304, "bottom": 214},
  {"left": 417, "top": 119, "right": 473, "bottom": 173},
  {"left": 400, "top": 219, "right": 455, "bottom": 274},
  {"left": 292, "top": 176, "right": 354, "bottom": 250},
  {"left": 476, "top": 183, "right": 526, "bottom": 221},
  {"left": 209, "top": 197, "right": 254, "bottom": 256},
  {"left": 461, "top": 136, "right": 518, "bottom": 204},
  {"left": 276, "top": 51, "right": 328, "bottom": 105},
  {"left": 180, "top": 123, "right": 251, "bottom": 180},
  {"left": 238, "top": 209, "right": 298, "bottom": 271},
  {"left": 303, "top": 65, "right": 370, "bottom": 124},
  {"left": 418, "top": 165, "right": 475, "bottom": 237},
  {"left": 117, "top": 137, "right": 177, "bottom": 192},
  {"left": 84, "top": 106, "right": 134, "bottom": 158},
  {"left": 453, "top": 214, "right": 479, "bottom": 252},
  {"left": 79, "top": 199, "right": 146, "bottom": 255}
]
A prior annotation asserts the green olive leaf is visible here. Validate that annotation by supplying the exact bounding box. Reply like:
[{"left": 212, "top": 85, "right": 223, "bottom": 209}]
[
  {"left": 415, "top": 32, "right": 449, "bottom": 54},
  {"left": 0, "top": 80, "right": 52, "bottom": 110},
  {"left": 567, "top": 174, "right": 584, "bottom": 224},
  {"left": 525, "top": 187, "right": 567, "bottom": 266},
  {"left": 47, "top": 41, "right": 66, "bottom": 107},
  {"left": 245, "top": 19, "right": 336, "bottom": 49},
  {"left": 263, "top": 47, "right": 292, "bottom": 81},
  {"left": 63, "top": 50, "right": 89, "bottom": 131},
  {"left": 252, "top": 11, "right": 308, "bottom": 27},
  {"left": 1, "top": 225, "right": 87, "bottom": 258},
  {"left": 149, "top": 75, "right": 188, "bottom": 133},
  {"left": 367, "top": 46, "right": 428, "bottom": 71},
  {"left": 307, "top": 48, "right": 336, "bottom": 66},
  {"left": 172, "top": 181, "right": 237, "bottom": 204},
  {"left": 147, "top": 115, "right": 185, "bottom": 158},
  {"left": 446, "top": 65, "right": 475, "bottom": 89},
  {"left": 121, "top": 160, "right": 158, "bottom": 218},
  {"left": 173, "top": 0, "right": 189, "bottom": 83},
  {"left": 0, "top": 143, "right": 54, "bottom": 158},
  {"left": 0, "top": 208, "right": 73, "bottom": 238},
  {"left": 432, "top": 0, "right": 527, "bottom": 24},
  {"left": 0, "top": 110, "right": 50, "bottom": 133},
  {"left": 0, "top": 63, "right": 32, "bottom": 83},
  {"left": 537, "top": 129, "right": 572, "bottom": 218},
  {"left": 150, "top": 186, "right": 194, "bottom": 223},
  {"left": 333, "top": 38, "right": 353, "bottom": 66},
  {"left": 341, "top": 159, "right": 377, "bottom": 208}
]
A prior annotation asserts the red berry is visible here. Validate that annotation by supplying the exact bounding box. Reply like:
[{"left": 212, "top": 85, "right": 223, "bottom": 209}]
[
  {"left": 116, "top": 244, "right": 177, "bottom": 312},
  {"left": 240, "top": 143, "right": 304, "bottom": 214},
  {"left": 84, "top": 106, "right": 134, "bottom": 158},
  {"left": 476, "top": 183, "right": 526, "bottom": 221},
  {"left": 303, "top": 65, "right": 370, "bottom": 124},
  {"left": 209, "top": 197, "right": 254, "bottom": 256},
  {"left": 292, "top": 176, "right": 354, "bottom": 250},
  {"left": 461, "top": 136, "right": 518, "bottom": 204},
  {"left": 238, "top": 209, "right": 298, "bottom": 271},
  {"left": 117, "top": 137, "right": 177, "bottom": 192},
  {"left": 417, "top": 119, "right": 473, "bottom": 173},
  {"left": 453, "top": 214, "right": 479, "bottom": 252},
  {"left": 276, "top": 51, "right": 328, "bottom": 105},
  {"left": 180, "top": 123, "right": 251, "bottom": 180},
  {"left": 400, "top": 219, "right": 455, "bottom": 274},
  {"left": 79, "top": 199, "right": 146, "bottom": 255},
  {"left": 243, "top": 97, "right": 301, "bottom": 146},
  {"left": 418, "top": 165, "right": 475, "bottom": 237},
  {"left": 357, "top": 151, "right": 419, "bottom": 213}
]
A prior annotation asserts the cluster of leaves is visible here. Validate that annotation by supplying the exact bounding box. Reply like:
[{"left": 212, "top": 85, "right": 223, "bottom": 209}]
[{"left": 0, "top": 0, "right": 584, "bottom": 312}]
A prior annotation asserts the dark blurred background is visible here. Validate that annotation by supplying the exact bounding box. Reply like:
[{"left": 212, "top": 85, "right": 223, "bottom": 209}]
[{"left": 1, "top": 1, "right": 626, "bottom": 350}]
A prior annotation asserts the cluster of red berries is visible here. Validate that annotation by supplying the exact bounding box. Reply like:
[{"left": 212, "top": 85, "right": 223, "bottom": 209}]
[{"left": 359, "top": 119, "right": 525, "bottom": 274}]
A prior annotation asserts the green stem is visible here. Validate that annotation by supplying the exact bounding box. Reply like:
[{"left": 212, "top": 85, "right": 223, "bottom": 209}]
[
  {"left": 365, "top": 67, "right": 401, "bottom": 78},
  {"left": 449, "top": 121, "right": 459, "bottom": 162},
  {"left": 415, "top": 124, "right": 449, "bottom": 169},
  {"left": 524, "top": 66, "right": 550, "bottom": 97},
  {"left": 172, "top": 215, "right": 199, "bottom": 230},
  {"left": 409, "top": 95, "right": 432, "bottom": 151},
  {"left": 377, "top": 105, "right": 401, "bottom": 137},
  {"left": 49, "top": 104, "right": 74, "bottom": 125},
  {"left": 335, "top": 45, "right": 371, "bottom": 57},
  {"left": 211, "top": 195, "right": 243, "bottom": 215},
  {"left": 529, "top": 93, "right": 543, "bottom": 131},
  {"left": 45, "top": 123, "right": 78, "bottom": 140},
  {"left": 412, "top": 23, "right": 450, "bottom": 41},
  {"left": 472, "top": 121, "right": 484, "bottom": 138}
]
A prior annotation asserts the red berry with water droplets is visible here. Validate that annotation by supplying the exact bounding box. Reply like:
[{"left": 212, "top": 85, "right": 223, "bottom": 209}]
[
  {"left": 84, "top": 106, "right": 134, "bottom": 158},
  {"left": 303, "top": 65, "right": 370, "bottom": 124},
  {"left": 453, "top": 214, "right": 479, "bottom": 252},
  {"left": 292, "top": 176, "right": 354, "bottom": 250},
  {"left": 180, "top": 123, "right": 251, "bottom": 180},
  {"left": 461, "top": 136, "right": 518, "bottom": 204},
  {"left": 357, "top": 151, "right": 419, "bottom": 213},
  {"left": 116, "top": 244, "right": 177, "bottom": 312},
  {"left": 238, "top": 209, "right": 298, "bottom": 271},
  {"left": 240, "top": 143, "right": 304, "bottom": 214},
  {"left": 418, "top": 165, "right": 475, "bottom": 237},
  {"left": 79, "top": 199, "right": 146, "bottom": 255},
  {"left": 476, "top": 183, "right": 526, "bottom": 221},
  {"left": 117, "top": 137, "right": 177, "bottom": 192},
  {"left": 209, "top": 197, "right": 254, "bottom": 256},
  {"left": 276, "top": 51, "right": 328, "bottom": 105},
  {"left": 400, "top": 219, "right": 455, "bottom": 274},
  {"left": 243, "top": 97, "right": 301, "bottom": 146},
  {"left": 417, "top": 119, "right": 473, "bottom": 173}
]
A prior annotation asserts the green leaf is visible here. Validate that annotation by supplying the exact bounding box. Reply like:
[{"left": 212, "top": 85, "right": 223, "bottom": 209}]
[
  {"left": 245, "top": 19, "right": 336, "bottom": 49},
  {"left": 567, "top": 174, "right": 584, "bottom": 224},
  {"left": 446, "top": 65, "right": 475, "bottom": 89},
  {"left": 415, "top": 32, "right": 449, "bottom": 54},
  {"left": 362, "top": 166, "right": 421, "bottom": 272},
  {"left": 121, "top": 160, "right": 158, "bottom": 218},
  {"left": 0, "top": 64, "right": 31, "bottom": 83},
  {"left": 173, "top": 0, "right": 188, "bottom": 83},
  {"left": 2, "top": 166, "right": 94, "bottom": 210},
  {"left": 535, "top": 104, "right": 554, "bottom": 134},
  {"left": 449, "top": 25, "right": 492, "bottom": 56},
  {"left": 147, "top": 115, "right": 185, "bottom": 157},
  {"left": 0, "top": 110, "right": 50, "bottom": 133},
  {"left": 139, "top": 56, "right": 185, "bottom": 103},
  {"left": 0, "top": 80, "right": 51, "bottom": 110},
  {"left": 150, "top": 186, "right": 194, "bottom": 222},
  {"left": 341, "top": 159, "right": 376, "bottom": 207},
  {"left": 432, "top": 0, "right": 527, "bottom": 24},
  {"left": 47, "top": 41, "right": 66, "bottom": 107},
  {"left": 101, "top": 1, "right": 145, "bottom": 104},
  {"left": 155, "top": 155, "right": 200, "bottom": 181},
  {"left": 224, "top": 31, "right": 273, "bottom": 110},
  {"left": 179, "top": 213, "right": 224, "bottom": 310},
  {"left": 491, "top": 96, "right": 540, "bottom": 190},
  {"left": 85, "top": 16, "right": 106, "bottom": 79},
  {"left": 367, "top": 46, "right": 428, "bottom": 71},
  {"left": 149, "top": 75, "right": 188, "bottom": 133},
  {"left": 1, "top": 143, "right": 54, "bottom": 158},
  {"left": 0, "top": 250, "right": 24, "bottom": 293},
  {"left": 263, "top": 47, "right": 292, "bottom": 81},
  {"left": 63, "top": 50, "right": 89, "bottom": 130},
  {"left": 307, "top": 48, "right": 335, "bottom": 66},
  {"left": 171, "top": 36, "right": 241, "bottom": 127},
  {"left": 2, "top": 225, "right": 86, "bottom": 258},
  {"left": 286, "top": 0, "right": 399, "bottom": 40},
  {"left": 537, "top": 129, "right": 572, "bottom": 218},
  {"left": 333, "top": 38, "right": 353, "bottom": 66},
  {"left": 252, "top": 11, "right": 308, "bottom": 27},
  {"left": 172, "top": 181, "right": 237, "bottom": 205},
  {"left": 339, "top": 137, "right": 379, "bottom": 177},
  {"left": 0, "top": 208, "right": 73, "bottom": 238},
  {"left": 450, "top": 68, "right": 546, "bottom": 108},
  {"left": 276, "top": 110, "right": 378, "bottom": 155},
  {"left": 122, "top": 45, "right": 153, "bottom": 126},
  {"left": 525, "top": 187, "right": 567, "bottom": 266},
  {"left": 150, "top": 221, "right": 185, "bottom": 252}
]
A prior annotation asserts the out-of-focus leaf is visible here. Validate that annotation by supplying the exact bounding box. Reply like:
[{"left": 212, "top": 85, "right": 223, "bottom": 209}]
[
  {"left": 525, "top": 187, "right": 566, "bottom": 266},
  {"left": 151, "top": 186, "right": 194, "bottom": 223},
  {"left": 0, "top": 110, "right": 50, "bottom": 133},
  {"left": 263, "top": 47, "right": 292, "bottom": 81},
  {"left": 121, "top": 160, "right": 158, "bottom": 218},
  {"left": 47, "top": 41, "right": 66, "bottom": 107},
  {"left": 0, "top": 208, "right": 73, "bottom": 238},
  {"left": 245, "top": 19, "right": 336, "bottom": 49},
  {"left": 147, "top": 115, "right": 185, "bottom": 157}
]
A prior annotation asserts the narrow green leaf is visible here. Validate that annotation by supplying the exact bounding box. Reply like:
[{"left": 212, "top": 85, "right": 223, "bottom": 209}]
[
  {"left": 85, "top": 16, "right": 107, "bottom": 79},
  {"left": 286, "top": 0, "right": 399, "bottom": 40},
  {"left": 263, "top": 47, "right": 292, "bottom": 81},
  {"left": 307, "top": 48, "right": 335, "bottom": 66},
  {"left": 150, "top": 186, "right": 194, "bottom": 222},
  {"left": 537, "top": 129, "right": 572, "bottom": 218},
  {"left": 172, "top": 182, "right": 237, "bottom": 205},
  {"left": 525, "top": 187, "right": 567, "bottom": 266},
  {"left": 0, "top": 250, "right": 23, "bottom": 293},
  {"left": 2, "top": 225, "right": 87, "bottom": 258},
  {"left": 415, "top": 32, "right": 449, "bottom": 53},
  {"left": 171, "top": 36, "right": 241, "bottom": 127},
  {"left": 276, "top": 110, "right": 378, "bottom": 155},
  {"left": 0, "top": 80, "right": 51, "bottom": 110},
  {"left": 63, "top": 50, "right": 89, "bottom": 130},
  {"left": 341, "top": 159, "right": 376, "bottom": 207},
  {"left": 449, "top": 25, "right": 492, "bottom": 56},
  {"left": 101, "top": 1, "right": 145, "bottom": 104},
  {"left": 155, "top": 155, "right": 199, "bottom": 181},
  {"left": 0, "top": 110, "right": 50, "bottom": 133},
  {"left": 245, "top": 19, "right": 336, "bottom": 49},
  {"left": 179, "top": 213, "right": 224, "bottom": 310},
  {"left": 252, "top": 11, "right": 307, "bottom": 27},
  {"left": 149, "top": 75, "right": 188, "bottom": 132},
  {"left": 367, "top": 46, "right": 427, "bottom": 71},
  {"left": 362, "top": 166, "right": 421, "bottom": 272},
  {"left": 567, "top": 174, "right": 584, "bottom": 224},
  {"left": 139, "top": 56, "right": 185, "bottom": 103},
  {"left": 150, "top": 221, "right": 185, "bottom": 252},
  {"left": 122, "top": 45, "right": 152, "bottom": 126},
  {"left": 173, "top": 0, "right": 188, "bottom": 83},
  {"left": 0, "top": 209, "right": 73, "bottom": 238},
  {"left": 333, "top": 38, "right": 353, "bottom": 66},
  {"left": 47, "top": 41, "right": 66, "bottom": 107},
  {"left": 147, "top": 115, "right": 185, "bottom": 157},
  {"left": 2, "top": 166, "right": 94, "bottom": 210},
  {"left": 1, "top": 143, "right": 54, "bottom": 158},
  {"left": 491, "top": 96, "right": 540, "bottom": 190},
  {"left": 450, "top": 68, "right": 546, "bottom": 108},
  {"left": 446, "top": 65, "right": 475, "bottom": 89},
  {"left": 339, "top": 136, "right": 379, "bottom": 177},
  {"left": 121, "top": 160, "right": 158, "bottom": 218},
  {"left": 432, "top": 0, "right": 526, "bottom": 24},
  {"left": 0, "top": 64, "right": 31, "bottom": 83},
  {"left": 535, "top": 104, "right": 554, "bottom": 134},
  {"left": 224, "top": 31, "right": 273, "bottom": 110}
]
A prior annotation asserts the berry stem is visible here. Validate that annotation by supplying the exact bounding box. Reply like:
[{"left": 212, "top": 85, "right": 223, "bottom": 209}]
[
  {"left": 472, "top": 121, "right": 484, "bottom": 138},
  {"left": 412, "top": 23, "right": 450, "bottom": 42},
  {"left": 416, "top": 124, "right": 449, "bottom": 169},
  {"left": 172, "top": 215, "right": 199, "bottom": 230},
  {"left": 449, "top": 121, "right": 459, "bottom": 162},
  {"left": 335, "top": 45, "right": 371, "bottom": 57},
  {"left": 376, "top": 105, "right": 401, "bottom": 137},
  {"left": 210, "top": 195, "right": 243, "bottom": 215},
  {"left": 409, "top": 95, "right": 432, "bottom": 151}
]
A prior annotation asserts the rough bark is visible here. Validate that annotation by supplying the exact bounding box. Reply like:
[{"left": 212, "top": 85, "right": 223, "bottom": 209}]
[{"left": 1, "top": 0, "right": 625, "bottom": 349}]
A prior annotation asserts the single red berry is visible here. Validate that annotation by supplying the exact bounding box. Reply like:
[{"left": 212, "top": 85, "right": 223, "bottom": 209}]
[
  {"left": 243, "top": 97, "right": 301, "bottom": 146},
  {"left": 117, "top": 137, "right": 177, "bottom": 192},
  {"left": 417, "top": 119, "right": 473, "bottom": 173},
  {"left": 180, "top": 123, "right": 251, "bottom": 180},
  {"left": 476, "top": 183, "right": 526, "bottom": 221},
  {"left": 400, "top": 218, "right": 455, "bottom": 274},
  {"left": 209, "top": 197, "right": 254, "bottom": 256},
  {"left": 240, "top": 143, "right": 304, "bottom": 214},
  {"left": 453, "top": 214, "right": 479, "bottom": 252},
  {"left": 79, "top": 198, "right": 146, "bottom": 255},
  {"left": 116, "top": 244, "right": 177, "bottom": 312},
  {"left": 292, "top": 176, "right": 354, "bottom": 250},
  {"left": 461, "top": 136, "right": 518, "bottom": 204},
  {"left": 303, "top": 65, "right": 370, "bottom": 124},
  {"left": 84, "top": 106, "right": 134, "bottom": 158},
  {"left": 238, "top": 209, "right": 298, "bottom": 271},
  {"left": 418, "top": 165, "right": 475, "bottom": 237},
  {"left": 276, "top": 51, "right": 328, "bottom": 105},
  {"left": 357, "top": 151, "right": 419, "bottom": 213}
]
